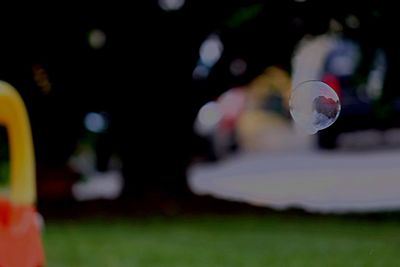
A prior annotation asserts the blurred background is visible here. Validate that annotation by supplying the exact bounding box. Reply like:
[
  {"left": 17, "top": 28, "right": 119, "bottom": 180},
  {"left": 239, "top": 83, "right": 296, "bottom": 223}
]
[{"left": 2, "top": 1, "right": 400, "bottom": 266}]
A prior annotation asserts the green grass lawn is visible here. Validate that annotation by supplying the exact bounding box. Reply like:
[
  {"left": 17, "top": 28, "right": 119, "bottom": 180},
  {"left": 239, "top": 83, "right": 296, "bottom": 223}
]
[{"left": 43, "top": 214, "right": 400, "bottom": 267}]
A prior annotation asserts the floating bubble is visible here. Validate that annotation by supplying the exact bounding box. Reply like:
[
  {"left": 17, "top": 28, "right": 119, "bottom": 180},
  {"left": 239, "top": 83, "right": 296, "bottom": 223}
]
[{"left": 289, "top": 80, "right": 340, "bottom": 134}]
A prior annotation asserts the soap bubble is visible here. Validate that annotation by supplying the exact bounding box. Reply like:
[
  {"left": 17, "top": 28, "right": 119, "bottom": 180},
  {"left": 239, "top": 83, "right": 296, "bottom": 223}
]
[{"left": 289, "top": 80, "right": 340, "bottom": 134}]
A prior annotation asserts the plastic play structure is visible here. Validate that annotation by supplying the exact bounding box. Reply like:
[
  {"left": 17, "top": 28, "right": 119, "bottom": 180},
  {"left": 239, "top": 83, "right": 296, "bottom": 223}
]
[{"left": 0, "top": 81, "right": 45, "bottom": 267}]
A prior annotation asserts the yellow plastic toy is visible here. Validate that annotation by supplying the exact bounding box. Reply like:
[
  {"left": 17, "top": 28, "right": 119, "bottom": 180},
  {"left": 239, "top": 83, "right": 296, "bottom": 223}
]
[{"left": 0, "top": 81, "right": 45, "bottom": 267}]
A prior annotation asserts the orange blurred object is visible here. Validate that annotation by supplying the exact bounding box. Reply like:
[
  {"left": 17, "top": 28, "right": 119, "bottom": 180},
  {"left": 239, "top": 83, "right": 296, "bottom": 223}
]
[{"left": 0, "top": 81, "right": 45, "bottom": 267}]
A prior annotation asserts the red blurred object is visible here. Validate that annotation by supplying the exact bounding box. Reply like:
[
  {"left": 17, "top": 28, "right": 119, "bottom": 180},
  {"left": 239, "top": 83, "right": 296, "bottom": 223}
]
[
  {"left": 322, "top": 73, "right": 342, "bottom": 99},
  {"left": 0, "top": 198, "right": 45, "bottom": 267},
  {"left": 218, "top": 87, "right": 246, "bottom": 130}
]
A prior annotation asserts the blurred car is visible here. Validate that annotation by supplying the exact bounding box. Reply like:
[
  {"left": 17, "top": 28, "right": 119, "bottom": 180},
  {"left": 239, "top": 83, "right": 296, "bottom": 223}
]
[{"left": 316, "top": 38, "right": 400, "bottom": 149}]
